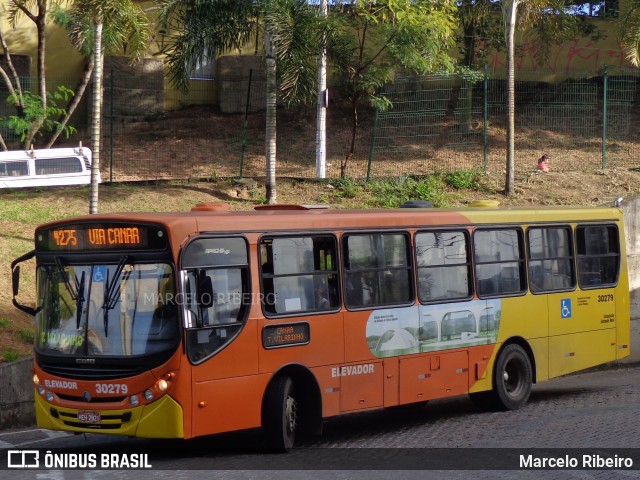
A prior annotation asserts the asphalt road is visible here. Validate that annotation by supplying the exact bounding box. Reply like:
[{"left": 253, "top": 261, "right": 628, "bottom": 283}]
[{"left": 2, "top": 365, "right": 640, "bottom": 479}]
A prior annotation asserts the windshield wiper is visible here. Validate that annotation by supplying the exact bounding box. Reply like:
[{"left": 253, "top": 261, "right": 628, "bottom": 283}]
[
  {"left": 54, "top": 258, "right": 85, "bottom": 329},
  {"left": 102, "top": 256, "right": 129, "bottom": 337}
]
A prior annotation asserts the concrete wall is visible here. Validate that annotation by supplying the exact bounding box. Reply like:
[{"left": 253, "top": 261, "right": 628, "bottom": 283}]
[
  {"left": 0, "top": 356, "right": 34, "bottom": 430},
  {"left": 2, "top": 199, "right": 639, "bottom": 429},
  {"left": 216, "top": 55, "right": 265, "bottom": 114},
  {"left": 622, "top": 197, "right": 640, "bottom": 363}
]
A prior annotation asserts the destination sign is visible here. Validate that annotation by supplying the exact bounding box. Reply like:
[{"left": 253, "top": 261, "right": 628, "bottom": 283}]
[
  {"left": 36, "top": 223, "right": 167, "bottom": 252},
  {"left": 262, "top": 323, "right": 310, "bottom": 349}
]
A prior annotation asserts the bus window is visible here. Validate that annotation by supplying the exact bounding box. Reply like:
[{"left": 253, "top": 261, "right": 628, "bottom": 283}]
[
  {"left": 527, "top": 226, "right": 575, "bottom": 293},
  {"left": 35, "top": 262, "right": 178, "bottom": 357},
  {"left": 182, "top": 237, "right": 250, "bottom": 363},
  {"left": 474, "top": 229, "right": 526, "bottom": 297},
  {"left": 343, "top": 232, "right": 413, "bottom": 308},
  {"left": 260, "top": 235, "right": 339, "bottom": 315},
  {"left": 576, "top": 225, "right": 619, "bottom": 288},
  {"left": 415, "top": 230, "right": 472, "bottom": 302}
]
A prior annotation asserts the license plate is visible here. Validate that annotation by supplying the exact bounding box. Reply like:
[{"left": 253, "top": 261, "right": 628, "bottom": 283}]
[{"left": 77, "top": 411, "right": 101, "bottom": 423}]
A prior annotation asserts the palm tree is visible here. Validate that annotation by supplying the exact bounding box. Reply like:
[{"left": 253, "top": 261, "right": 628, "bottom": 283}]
[
  {"left": 503, "top": 0, "right": 519, "bottom": 196},
  {"left": 160, "top": 0, "right": 323, "bottom": 204},
  {"left": 59, "top": 0, "right": 150, "bottom": 214},
  {"left": 621, "top": 0, "right": 640, "bottom": 66}
]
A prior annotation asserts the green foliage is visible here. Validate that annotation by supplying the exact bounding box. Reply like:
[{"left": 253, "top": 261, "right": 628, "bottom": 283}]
[
  {"left": 160, "top": 0, "right": 259, "bottom": 93},
  {"left": 266, "top": 0, "right": 324, "bottom": 106},
  {"left": 365, "top": 176, "right": 450, "bottom": 208},
  {"left": 445, "top": 168, "right": 482, "bottom": 190},
  {"left": 332, "top": 177, "right": 363, "bottom": 200},
  {"left": 53, "top": 0, "right": 151, "bottom": 60},
  {"left": 3, "top": 350, "right": 20, "bottom": 362},
  {"left": 620, "top": 0, "right": 640, "bottom": 66},
  {"left": 18, "top": 329, "right": 35, "bottom": 345},
  {"left": 0, "top": 318, "right": 9, "bottom": 328},
  {"left": 3, "top": 86, "right": 77, "bottom": 144}
]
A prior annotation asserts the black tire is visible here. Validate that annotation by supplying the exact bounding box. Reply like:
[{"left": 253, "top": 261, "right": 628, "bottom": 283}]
[
  {"left": 263, "top": 376, "right": 298, "bottom": 451},
  {"left": 469, "top": 343, "right": 532, "bottom": 411},
  {"left": 493, "top": 343, "right": 532, "bottom": 410}
]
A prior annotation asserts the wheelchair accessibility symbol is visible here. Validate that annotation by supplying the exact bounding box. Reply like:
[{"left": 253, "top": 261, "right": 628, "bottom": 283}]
[
  {"left": 92, "top": 266, "right": 107, "bottom": 283},
  {"left": 561, "top": 299, "right": 572, "bottom": 319}
]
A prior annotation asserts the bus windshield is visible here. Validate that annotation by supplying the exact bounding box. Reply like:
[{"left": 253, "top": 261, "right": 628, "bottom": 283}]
[{"left": 35, "top": 261, "right": 178, "bottom": 357}]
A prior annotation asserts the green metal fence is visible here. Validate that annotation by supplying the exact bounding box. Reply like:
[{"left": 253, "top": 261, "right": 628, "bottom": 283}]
[{"left": 1, "top": 65, "right": 638, "bottom": 182}]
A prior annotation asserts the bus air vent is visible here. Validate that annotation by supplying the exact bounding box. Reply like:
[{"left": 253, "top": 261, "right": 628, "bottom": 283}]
[{"left": 191, "top": 202, "right": 231, "bottom": 212}]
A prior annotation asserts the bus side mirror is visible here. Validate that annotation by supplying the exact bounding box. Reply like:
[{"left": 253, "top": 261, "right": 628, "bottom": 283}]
[
  {"left": 11, "top": 250, "right": 37, "bottom": 316},
  {"left": 12, "top": 266, "right": 20, "bottom": 297}
]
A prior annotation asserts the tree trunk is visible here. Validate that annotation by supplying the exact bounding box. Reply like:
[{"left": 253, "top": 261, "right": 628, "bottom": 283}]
[
  {"left": 341, "top": 97, "right": 359, "bottom": 179},
  {"left": 24, "top": 2, "right": 48, "bottom": 148},
  {"left": 265, "top": 30, "right": 277, "bottom": 205},
  {"left": 315, "top": 0, "right": 328, "bottom": 179},
  {"left": 89, "top": 22, "right": 104, "bottom": 214},
  {"left": 504, "top": 0, "right": 518, "bottom": 196}
]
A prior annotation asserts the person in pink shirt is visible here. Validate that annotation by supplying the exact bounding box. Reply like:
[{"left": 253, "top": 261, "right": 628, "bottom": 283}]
[{"left": 537, "top": 154, "right": 550, "bottom": 172}]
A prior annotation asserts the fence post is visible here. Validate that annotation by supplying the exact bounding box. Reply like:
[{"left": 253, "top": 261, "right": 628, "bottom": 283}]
[
  {"left": 366, "top": 108, "right": 379, "bottom": 181},
  {"left": 483, "top": 64, "right": 488, "bottom": 173},
  {"left": 602, "top": 65, "right": 608, "bottom": 169}
]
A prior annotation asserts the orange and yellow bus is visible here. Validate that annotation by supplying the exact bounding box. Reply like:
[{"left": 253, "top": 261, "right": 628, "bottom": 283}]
[{"left": 12, "top": 200, "right": 630, "bottom": 450}]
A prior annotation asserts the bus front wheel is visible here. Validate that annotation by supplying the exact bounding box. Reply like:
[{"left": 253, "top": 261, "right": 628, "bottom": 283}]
[
  {"left": 470, "top": 343, "right": 532, "bottom": 411},
  {"left": 263, "top": 376, "right": 298, "bottom": 451}
]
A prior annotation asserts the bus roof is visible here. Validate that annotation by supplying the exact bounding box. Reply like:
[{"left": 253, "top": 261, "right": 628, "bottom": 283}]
[{"left": 36, "top": 202, "right": 624, "bottom": 236}]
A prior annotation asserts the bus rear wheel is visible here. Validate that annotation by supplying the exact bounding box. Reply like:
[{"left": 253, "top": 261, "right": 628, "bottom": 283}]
[
  {"left": 494, "top": 343, "right": 532, "bottom": 410},
  {"left": 470, "top": 343, "right": 532, "bottom": 411},
  {"left": 263, "top": 376, "right": 298, "bottom": 451}
]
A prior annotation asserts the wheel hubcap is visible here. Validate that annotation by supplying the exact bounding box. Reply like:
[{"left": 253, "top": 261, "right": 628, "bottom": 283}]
[
  {"left": 286, "top": 395, "right": 298, "bottom": 433},
  {"left": 504, "top": 361, "right": 522, "bottom": 395}
]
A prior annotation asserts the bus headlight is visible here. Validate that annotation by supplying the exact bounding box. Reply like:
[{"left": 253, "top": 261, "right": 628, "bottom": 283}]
[
  {"left": 45, "top": 391, "right": 54, "bottom": 402},
  {"left": 144, "top": 389, "right": 154, "bottom": 401},
  {"left": 33, "top": 374, "right": 39, "bottom": 385},
  {"left": 155, "top": 379, "right": 168, "bottom": 393},
  {"left": 130, "top": 395, "right": 139, "bottom": 407},
  {"left": 38, "top": 385, "right": 45, "bottom": 396}
]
